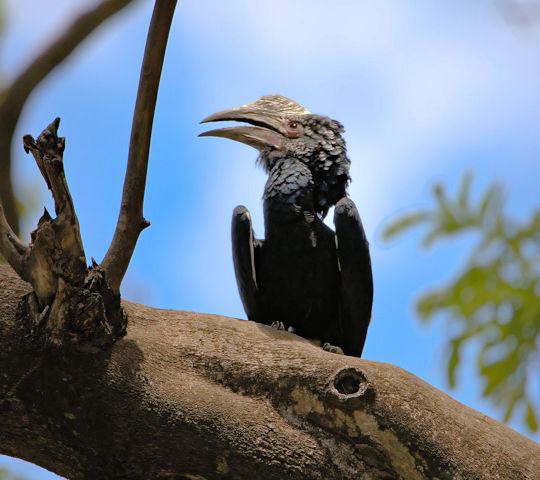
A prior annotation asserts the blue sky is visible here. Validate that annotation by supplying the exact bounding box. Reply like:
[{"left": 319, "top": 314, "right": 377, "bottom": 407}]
[{"left": 2, "top": 0, "right": 540, "bottom": 477}]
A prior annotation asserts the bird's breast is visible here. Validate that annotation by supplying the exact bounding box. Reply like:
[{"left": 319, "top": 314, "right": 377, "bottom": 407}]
[{"left": 255, "top": 222, "right": 342, "bottom": 340}]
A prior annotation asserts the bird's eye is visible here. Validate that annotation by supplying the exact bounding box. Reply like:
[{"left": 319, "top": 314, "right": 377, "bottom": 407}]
[{"left": 282, "top": 118, "right": 302, "bottom": 137}]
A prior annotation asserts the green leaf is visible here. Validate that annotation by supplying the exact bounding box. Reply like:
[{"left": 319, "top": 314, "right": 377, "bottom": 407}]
[
  {"left": 416, "top": 290, "right": 448, "bottom": 321},
  {"left": 382, "top": 172, "right": 540, "bottom": 433},
  {"left": 432, "top": 183, "right": 457, "bottom": 226},
  {"left": 447, "top": 337, "right": 463, "bottom": 387},
  {"left": 503, "top": 385, "right": 523, "bottom": 423},
  {"left": 479, "top": 183, "right": 503, "bottom": 222},
  {"left": 457, "top": 171, "right": 473, "bottom": 210},
  {"left": 526, "top": 403, "right": 538, "bottom": 432},
  {"left": 381, "top": 211, "right": 430, "bottom": 241},
  {"left": 480, "top": 350, "right": 520, "bottom": 397},
  {"left": 421, "top": 226, "right": 445, "bottom": 248}
]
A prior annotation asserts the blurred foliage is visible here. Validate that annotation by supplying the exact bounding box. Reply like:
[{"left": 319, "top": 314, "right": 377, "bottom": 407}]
[
  {"left": 0, "top": 0, "right": 40, "bottom": 265},
  {"left": 0, "top": 468, "right": 29, "bottom": 480},
  {"left": 382, "top": 172, "right": 540, "bottom": 432}
]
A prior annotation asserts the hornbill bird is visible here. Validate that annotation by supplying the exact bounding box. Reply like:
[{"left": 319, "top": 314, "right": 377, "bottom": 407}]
[{"left": 200, "top": 95, "right": 373, "bottom": 357}]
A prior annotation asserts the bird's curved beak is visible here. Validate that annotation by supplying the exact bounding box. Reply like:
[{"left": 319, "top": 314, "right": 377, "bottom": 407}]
[
  {"left": 198, "top": 95, "right": 309, "bottom": 151},
  {"left": 199, "top": 106, "right": 285, "bottom": 151}
]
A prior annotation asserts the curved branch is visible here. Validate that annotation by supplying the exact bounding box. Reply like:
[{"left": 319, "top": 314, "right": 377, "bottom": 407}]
[
  {"left": 0, "top": 264, "right": 538, "bottom": 479},
  {"left": 0, "top": 0, "right": 137, "bottom": 234},
  {"left": 0, "top": 203, "right": 28, "bottom": 276},
  {"left": 102, "top": 0, "right": 177, "bottom": 293}
]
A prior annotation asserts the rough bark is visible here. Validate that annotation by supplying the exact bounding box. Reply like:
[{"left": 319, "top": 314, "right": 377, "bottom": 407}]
[
  {"left": 0, "top": 265, "right": 538, "bottom": 480},
  {"left": 0, "top": 119, "right": 126, "bottom": 352},
  {"left": 0, "top": 0, "right": 176, "bottom": 351}
]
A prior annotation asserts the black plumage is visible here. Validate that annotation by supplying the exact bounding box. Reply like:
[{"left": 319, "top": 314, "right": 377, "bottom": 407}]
[{"left": 200, "top": 95, "right": 373, "bottom": 357}]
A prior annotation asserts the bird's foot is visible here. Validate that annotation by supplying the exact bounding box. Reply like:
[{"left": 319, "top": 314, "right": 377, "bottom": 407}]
[
  {"left": 322, "top": 343, "right": 344, "bottom": 355},
  {"left": 271, "top": 321, "right": 295, "bottom": 333}
]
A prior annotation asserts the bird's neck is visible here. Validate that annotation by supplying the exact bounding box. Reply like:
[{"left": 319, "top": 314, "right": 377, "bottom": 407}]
[{"left": 262, "top": 158, "right": 323, "bottom": 244}]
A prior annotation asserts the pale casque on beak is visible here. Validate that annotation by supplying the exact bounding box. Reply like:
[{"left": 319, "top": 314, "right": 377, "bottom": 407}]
[{"left": 199, "top": 95, "right": 310, "bottom": 151}]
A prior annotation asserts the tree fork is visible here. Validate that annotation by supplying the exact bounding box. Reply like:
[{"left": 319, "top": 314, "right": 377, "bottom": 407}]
[{"left": 0, "top": 0, "right": 177, "bottom": 349}]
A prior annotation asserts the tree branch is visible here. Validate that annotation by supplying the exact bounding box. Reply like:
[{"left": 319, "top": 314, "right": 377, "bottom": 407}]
[
  {"left": 16, "top": 118, "right": 87, "bottom": 305},
  {"left": 0, "top": 0, "right": 137, "bottom": 235},
  {"left": 0, "top": 204, "right": 28, "bottom": 276},
  {"left": 0, "top": 264, "right": 538, "bottom": 480},
  {"left": 102, "top": 0, "right": 177, "bottom": 293},
  {"left": 0, "top": 120, "right": 126, "bottom": 350}
]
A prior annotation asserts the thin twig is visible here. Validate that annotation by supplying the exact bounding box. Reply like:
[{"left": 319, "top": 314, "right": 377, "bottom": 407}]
[
  {"left": 0, "top": 0, "right": 137, "bottom": 234},
  {"left": 102, "top": 0, "right": 177, "bottom": 293}
]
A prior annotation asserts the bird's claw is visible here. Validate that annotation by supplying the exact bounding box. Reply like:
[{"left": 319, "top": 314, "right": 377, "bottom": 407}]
[
  {"left": 271, "top": 321, "right": 294, "bottom": 333},
  {"left": 322, "top": 343, "right": 344, "bottom": 355}
]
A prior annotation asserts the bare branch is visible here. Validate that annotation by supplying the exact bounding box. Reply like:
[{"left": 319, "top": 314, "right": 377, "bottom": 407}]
[
  {"left": 0, "top": 0, "right": 138, "bottom": 234},
  {"left": 102, "top": 0, "right": 177, "bottom": 293},
  {"left": 0, "top": 120, "right": 126, "bottom": 349},
  {"left": 0, "top": 203, "right": 28, "bottom": 277},
  {"left": 0, "top": 160, "right": 19, "bottom": 237},
  {"left": 23, "top": 119, "right": 80, "bottom": 227},
  {"left": 0, "top": 119, "right": 87, "bottom": 307},
  {"left": 22, "top": 119, "right": 87, "bottom": 285}
]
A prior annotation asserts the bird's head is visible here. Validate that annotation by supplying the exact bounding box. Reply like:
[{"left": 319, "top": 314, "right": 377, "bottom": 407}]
[
  {"left": 200, "top": 95, "right": 351, "bottom": 217},
  {"left": 200, "top": 95, "right": 349, "bottom": 171}
]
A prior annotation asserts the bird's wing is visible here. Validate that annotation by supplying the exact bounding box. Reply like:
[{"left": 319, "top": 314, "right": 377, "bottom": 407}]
[
  {"left": 231, "top": 205, "right": 259, "bottom": 320},
  {"left": 334, "top": 198, "right": 373, "bottom": 357}
]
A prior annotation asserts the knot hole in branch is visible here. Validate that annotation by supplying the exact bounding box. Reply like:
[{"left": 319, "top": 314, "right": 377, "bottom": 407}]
[{"left": 332, "top": 367, "right": 373, "bottom": 399}]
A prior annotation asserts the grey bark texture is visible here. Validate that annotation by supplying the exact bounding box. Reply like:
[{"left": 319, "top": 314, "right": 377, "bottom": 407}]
[
  {"left": 0, "top": 0, "right": 177, "bottom": 352},
  {"left": 0, "top": 119, "right": 126, "bottom": 352},
  {"left": 0, "top": 264, "right": 538, "bottom": 480}
]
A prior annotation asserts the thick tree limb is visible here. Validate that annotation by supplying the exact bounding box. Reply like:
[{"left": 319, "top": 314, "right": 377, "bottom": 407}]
[
  {"left": 0, "top": 264, "right": 538, "bottom": 480},
  {"left": 102, "top": 0, "right": 177, "bottom": 293},
  {"left": 0, "top": 0, "right": 137, "bottom": 234}
]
